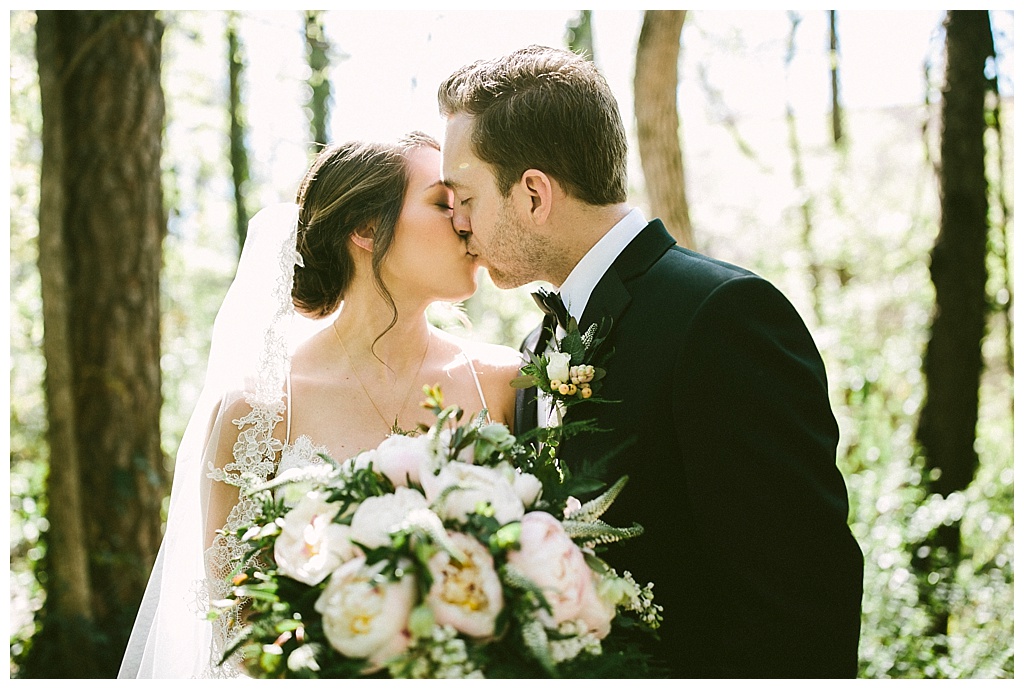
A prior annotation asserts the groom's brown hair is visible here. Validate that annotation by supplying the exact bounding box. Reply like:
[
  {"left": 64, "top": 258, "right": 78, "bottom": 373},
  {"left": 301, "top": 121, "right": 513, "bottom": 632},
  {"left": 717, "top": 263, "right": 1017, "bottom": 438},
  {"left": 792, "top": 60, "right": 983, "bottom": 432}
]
[{"left": 438, "top": 45, "right": 627, "bottom": 206}]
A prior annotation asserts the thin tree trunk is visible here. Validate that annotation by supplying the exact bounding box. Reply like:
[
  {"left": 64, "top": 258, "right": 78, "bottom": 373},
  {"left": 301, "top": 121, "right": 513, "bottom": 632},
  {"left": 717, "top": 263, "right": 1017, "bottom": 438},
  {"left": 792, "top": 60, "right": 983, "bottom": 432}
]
[
  {"left": 785, "top": 12, "right": 824, "bottom": 325},
  {"left": 31, "top": 10, "right": 167, "bottom": 677},
  {"left": 829, "top": 10, "right": 844, "bottom": 145},
  {"left": 915, "top": 9, "right": 994, "bottom": 648},
  {"left": 227, "top": 10, "right": 250, "bottom": 253},
  {"left": 634, "top": 10, "right": 694, "bottom": 249},
  {"left": 988, "top": 63, "right": 1013, "bottom": 386},
  {"left": 305, "top": 10, "right": 331, "bottom": 153}
]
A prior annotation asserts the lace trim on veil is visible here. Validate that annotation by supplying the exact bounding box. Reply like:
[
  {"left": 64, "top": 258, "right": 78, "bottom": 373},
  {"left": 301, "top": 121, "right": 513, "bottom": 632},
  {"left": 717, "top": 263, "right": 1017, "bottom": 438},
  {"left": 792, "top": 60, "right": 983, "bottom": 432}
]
[{"left": 197, "top": 211, "right": 303, "bottom": 677}]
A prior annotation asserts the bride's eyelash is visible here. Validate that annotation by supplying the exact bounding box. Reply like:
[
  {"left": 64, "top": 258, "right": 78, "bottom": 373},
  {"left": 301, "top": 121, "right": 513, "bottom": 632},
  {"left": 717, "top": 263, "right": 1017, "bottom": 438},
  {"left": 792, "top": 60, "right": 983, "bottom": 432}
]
[{"left": 436, "top": 202, "right": 454, "bottom": 211}]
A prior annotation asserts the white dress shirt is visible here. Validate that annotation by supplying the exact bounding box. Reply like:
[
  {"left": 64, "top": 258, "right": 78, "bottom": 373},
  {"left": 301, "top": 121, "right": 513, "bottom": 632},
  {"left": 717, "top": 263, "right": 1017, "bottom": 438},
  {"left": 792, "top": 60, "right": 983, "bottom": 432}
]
[{"left": 538, "top": 207, "right": 649, "bottom": 427}]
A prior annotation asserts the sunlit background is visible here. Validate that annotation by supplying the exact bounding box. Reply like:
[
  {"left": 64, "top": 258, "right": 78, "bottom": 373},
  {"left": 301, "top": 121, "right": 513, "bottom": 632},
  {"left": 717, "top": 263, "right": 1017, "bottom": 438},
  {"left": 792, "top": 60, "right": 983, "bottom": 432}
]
[{"left": 9, "top": 9, "right": 1016, "bottom": 678}]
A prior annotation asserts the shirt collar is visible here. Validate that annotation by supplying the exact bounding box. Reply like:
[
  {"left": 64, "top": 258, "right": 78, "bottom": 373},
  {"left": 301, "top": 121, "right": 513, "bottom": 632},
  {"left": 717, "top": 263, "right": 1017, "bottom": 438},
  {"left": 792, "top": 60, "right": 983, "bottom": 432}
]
[{"left": 557, "top": 207, "right": 648, "bottom": 322}]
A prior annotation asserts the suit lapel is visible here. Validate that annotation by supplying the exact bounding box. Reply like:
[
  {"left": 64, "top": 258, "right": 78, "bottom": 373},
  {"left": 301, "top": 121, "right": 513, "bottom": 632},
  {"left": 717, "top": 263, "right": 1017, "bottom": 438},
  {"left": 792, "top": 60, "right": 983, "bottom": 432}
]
[{"left": 578, "top": 220, "right": 676, "bottom": 335}]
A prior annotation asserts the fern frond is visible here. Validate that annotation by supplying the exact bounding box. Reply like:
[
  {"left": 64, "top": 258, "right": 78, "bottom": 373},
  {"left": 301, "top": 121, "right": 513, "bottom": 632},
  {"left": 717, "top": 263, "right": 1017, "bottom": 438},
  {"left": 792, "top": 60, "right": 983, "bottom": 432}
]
[
  {"left": 562, "top": 519, "right": 644, "bottom": 547},
  {"left": 565, "top": 475, "right": 629, "bottom": 522}
]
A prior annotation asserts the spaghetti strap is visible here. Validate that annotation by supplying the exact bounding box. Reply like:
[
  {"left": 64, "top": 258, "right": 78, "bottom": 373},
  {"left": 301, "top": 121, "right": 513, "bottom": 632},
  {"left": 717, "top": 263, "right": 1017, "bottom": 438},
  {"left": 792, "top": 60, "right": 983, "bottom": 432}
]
[
  {"left": 461, "top": 350, "right": 489, "bottom": 418},
  {"left": 284, "top": 371, "right": 293, "bottom": 445}
]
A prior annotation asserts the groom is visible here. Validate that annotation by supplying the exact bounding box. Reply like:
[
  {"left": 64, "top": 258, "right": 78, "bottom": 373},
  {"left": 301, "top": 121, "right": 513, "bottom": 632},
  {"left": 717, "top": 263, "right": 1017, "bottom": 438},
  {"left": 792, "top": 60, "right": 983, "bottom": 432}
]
[{"left": 439, "top": 45, "right": 863, "bottom": 678}]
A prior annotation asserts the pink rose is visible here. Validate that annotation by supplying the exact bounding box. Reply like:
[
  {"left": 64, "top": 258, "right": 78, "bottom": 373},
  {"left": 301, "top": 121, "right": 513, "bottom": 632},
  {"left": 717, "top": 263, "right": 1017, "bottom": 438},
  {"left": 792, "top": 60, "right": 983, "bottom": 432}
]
[
  {"left": 506, "top": 511, "right": 600, "bottom": 630},
  {"left": 426, "top": 532, "right": 504, "bottom": 639}
]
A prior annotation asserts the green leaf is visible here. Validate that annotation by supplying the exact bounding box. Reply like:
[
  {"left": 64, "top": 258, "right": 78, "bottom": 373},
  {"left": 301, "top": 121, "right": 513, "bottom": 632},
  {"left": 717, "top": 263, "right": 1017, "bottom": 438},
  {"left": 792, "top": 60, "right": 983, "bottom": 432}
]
[{"left": 510, "top": 374, "right": 539, "bottom": 389}]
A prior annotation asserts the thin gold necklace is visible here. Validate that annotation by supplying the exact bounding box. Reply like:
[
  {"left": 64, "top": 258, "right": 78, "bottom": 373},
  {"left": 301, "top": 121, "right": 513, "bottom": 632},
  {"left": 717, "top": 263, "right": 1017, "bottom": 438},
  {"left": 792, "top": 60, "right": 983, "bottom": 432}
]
[{"left": 332, "top": 320, "right": 430, "bottom": 433}]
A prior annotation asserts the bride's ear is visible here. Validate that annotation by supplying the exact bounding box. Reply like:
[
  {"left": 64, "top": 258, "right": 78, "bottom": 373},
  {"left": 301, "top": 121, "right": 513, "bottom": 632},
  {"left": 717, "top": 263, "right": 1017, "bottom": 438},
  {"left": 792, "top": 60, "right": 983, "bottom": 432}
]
[
  {"left": 519, "top": 169, "right": 553, "bottom": 226},
  {"left": 350, "top": 224, "right": 374, "bottom": 253}
]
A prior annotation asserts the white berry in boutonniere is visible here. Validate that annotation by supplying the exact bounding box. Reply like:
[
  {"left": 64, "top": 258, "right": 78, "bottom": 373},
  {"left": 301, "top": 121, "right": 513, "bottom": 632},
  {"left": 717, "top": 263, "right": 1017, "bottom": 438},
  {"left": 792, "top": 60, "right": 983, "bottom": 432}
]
[{"left": 512, "top": 317, "right": 612, "bottom": 407}]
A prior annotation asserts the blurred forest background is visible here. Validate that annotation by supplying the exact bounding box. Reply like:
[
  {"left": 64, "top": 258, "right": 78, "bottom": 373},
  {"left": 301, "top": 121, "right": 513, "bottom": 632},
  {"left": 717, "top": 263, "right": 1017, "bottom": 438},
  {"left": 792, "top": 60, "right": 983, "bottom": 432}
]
[{"left": 8, "top": 9, "right": 1015, "bottom": 678}]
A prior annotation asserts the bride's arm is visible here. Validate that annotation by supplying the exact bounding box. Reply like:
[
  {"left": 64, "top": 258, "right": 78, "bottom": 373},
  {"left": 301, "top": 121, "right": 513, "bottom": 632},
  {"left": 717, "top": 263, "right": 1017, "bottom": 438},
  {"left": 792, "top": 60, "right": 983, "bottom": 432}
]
[{"left": 204, "top": 395, "right": 249, "bottom": 551}]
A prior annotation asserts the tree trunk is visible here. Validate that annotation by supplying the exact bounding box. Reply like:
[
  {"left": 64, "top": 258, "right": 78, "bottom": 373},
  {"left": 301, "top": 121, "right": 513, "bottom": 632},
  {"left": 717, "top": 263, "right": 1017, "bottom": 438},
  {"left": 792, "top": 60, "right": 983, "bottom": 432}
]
[
  {"left": 829, "top": 10, "right": 844, "bottom": 145},
  {"left": 918, "top": 10, "right": 992, "bottom": 500},
  {"left": 227, "top": 10, "right": 251, "bottom": 253},
  {"left": 305, "top": 10, "right": 332, "bottom": 153},
  {"left": 914, "top": 9, "right": 994, "bottom": 647},
  {"left": 34, "top": 10, "right": 98, "bottom": 676},
  {"left": 31, "top": 10, "right": 166, "bottom": 678},
  {"left": 634, "top": 10, "right": 693, "bottom": 249},
  {"left": 785, "top": 12, "right": 824, "bottom": 325}
]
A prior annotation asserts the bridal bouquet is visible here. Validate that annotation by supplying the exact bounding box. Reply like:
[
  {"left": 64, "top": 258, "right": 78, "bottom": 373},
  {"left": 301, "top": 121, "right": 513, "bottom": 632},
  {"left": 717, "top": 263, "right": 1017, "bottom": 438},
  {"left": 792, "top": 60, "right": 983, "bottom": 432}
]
[{"left": 215, "top": 387, "right": 662, "bottom": 678}]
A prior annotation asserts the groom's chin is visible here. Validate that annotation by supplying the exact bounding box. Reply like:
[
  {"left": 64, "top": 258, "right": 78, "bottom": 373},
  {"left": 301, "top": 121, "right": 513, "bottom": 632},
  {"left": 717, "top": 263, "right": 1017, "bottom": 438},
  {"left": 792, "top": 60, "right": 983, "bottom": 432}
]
[
  {"left": 486, "top": 271, "right": 526, "bottom": 291},
  {"left": 480, "top": 265, "right": 527, "bottom": 291}
]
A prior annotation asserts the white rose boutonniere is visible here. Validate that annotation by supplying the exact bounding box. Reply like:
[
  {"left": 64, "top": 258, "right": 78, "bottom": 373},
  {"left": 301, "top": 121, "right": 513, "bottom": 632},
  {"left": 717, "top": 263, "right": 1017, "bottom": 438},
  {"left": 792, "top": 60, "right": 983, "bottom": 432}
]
[{"left": 511, "top": 316, "right": 612, "bottom": 406}]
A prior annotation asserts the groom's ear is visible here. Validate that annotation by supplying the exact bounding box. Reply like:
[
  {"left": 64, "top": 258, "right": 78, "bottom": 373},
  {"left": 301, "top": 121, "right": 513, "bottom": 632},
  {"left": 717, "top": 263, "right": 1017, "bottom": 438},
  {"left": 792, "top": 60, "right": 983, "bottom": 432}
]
[
  {"left": 350, "top": 224, "right": 374, "bottom": 253},
  {"left": 519, "top": 169, "right": 553, "bottom": 225}
]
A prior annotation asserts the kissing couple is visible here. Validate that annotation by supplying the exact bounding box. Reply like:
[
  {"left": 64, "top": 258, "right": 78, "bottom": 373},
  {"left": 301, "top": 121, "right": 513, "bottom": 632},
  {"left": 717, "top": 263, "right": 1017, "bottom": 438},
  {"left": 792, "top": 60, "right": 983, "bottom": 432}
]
[{"left": 120, "top": 45, "right": 863, "bottom": 679}]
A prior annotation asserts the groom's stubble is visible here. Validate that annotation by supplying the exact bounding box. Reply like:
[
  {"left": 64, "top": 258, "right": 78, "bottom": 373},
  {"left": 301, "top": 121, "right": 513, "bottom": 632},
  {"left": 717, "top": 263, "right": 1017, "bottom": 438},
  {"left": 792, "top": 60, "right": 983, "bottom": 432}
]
[{"left": 482, "top": 196, "right": 560, "bottom": 290}]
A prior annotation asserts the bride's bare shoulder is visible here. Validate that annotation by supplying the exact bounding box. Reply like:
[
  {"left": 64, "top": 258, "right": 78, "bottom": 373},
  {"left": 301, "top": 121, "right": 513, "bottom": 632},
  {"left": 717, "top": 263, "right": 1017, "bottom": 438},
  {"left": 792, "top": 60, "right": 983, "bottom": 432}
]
[{"left": 435, "top": 330, "right": 523, "bottom": 378}]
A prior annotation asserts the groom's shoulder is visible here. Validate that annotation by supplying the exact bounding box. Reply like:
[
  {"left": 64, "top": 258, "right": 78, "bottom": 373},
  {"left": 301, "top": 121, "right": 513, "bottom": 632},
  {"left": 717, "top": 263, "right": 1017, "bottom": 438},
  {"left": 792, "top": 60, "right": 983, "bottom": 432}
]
[{"left": 641, "top": 243, "right": 763, "bottom": 300}]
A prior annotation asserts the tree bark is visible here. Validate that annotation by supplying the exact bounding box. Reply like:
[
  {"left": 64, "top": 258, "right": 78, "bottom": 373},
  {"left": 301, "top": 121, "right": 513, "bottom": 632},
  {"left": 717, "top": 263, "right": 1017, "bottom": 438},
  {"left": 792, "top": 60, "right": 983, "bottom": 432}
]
[
  {"left": 35, "top": 12, "right": 96, "bottom": 669},
  {"left": 917, "top": 10, "right": 993, "bottom": 498},
  {"left": 634, "top": 10, "right": 694, "bottom": 249},
  {"left": 32, "top": 10, "right": 166, "bottom": 677},
  {"left": 914, "top": 9, "right": 994, "bottom": 647}
]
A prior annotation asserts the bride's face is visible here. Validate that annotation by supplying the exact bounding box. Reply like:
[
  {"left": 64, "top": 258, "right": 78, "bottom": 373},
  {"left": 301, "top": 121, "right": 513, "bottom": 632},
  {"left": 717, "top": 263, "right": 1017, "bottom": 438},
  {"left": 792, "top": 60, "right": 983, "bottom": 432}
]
[{"left": 383, "top": 146, "right": 478, "bottom": 303}]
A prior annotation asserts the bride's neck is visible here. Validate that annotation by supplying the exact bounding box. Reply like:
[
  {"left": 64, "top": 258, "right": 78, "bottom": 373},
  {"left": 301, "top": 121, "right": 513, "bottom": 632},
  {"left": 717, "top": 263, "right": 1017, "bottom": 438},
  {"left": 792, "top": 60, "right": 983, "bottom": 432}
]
[{"left": 331, "top": 282, "right": 432, "bottom": 367}]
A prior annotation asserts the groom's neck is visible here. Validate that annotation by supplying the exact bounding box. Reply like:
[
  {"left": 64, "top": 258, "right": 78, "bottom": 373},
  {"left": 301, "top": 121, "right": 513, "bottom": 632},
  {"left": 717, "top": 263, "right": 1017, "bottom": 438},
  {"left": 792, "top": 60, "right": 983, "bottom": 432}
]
[{"left": 546, "top": 201, "right": 632, "bottom": 287}]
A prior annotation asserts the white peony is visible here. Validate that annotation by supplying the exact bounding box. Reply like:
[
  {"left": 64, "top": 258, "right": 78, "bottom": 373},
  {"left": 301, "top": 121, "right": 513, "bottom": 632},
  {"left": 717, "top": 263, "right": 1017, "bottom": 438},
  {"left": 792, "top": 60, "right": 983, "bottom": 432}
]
[
  {"left": 371, "top": 433, "right": 433, "bottom": 487},
  {"left": 274, "top": 491, "right": 356, "bottom": 586},
  {"left": 426, "top": 532, "right": 504, "bottom": 638},
  {"left": 314, "top": 557, "right": 416, "bottom": 667},
  {"left": 421, "top": 461, "right": 525, "bottom": 525},
  {"left": 342, "top": 449, "right": 376, "bottom": 473},
  {"left": 545, "top": 351, "right": 572, "bottom": 384},
  {"left": 512, "top": 470, "right": 543, "bottom": 508},
  {"left": 349, "top": 487, "right": 429, "bottom": 550}
]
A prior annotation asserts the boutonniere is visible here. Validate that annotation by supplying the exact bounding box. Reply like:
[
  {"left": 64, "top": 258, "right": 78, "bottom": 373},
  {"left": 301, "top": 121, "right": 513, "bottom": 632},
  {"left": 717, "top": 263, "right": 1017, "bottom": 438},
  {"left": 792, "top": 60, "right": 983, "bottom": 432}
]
[{"left": 512, "top": 317, "right": 613, "bottom": 406}]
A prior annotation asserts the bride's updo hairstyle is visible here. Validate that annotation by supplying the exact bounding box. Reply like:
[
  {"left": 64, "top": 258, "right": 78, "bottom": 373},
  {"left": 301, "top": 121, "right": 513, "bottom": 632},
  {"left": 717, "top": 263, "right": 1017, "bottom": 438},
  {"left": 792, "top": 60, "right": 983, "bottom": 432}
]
[{"left": 292, "top": 132, "right": 440, "bottom": 322}]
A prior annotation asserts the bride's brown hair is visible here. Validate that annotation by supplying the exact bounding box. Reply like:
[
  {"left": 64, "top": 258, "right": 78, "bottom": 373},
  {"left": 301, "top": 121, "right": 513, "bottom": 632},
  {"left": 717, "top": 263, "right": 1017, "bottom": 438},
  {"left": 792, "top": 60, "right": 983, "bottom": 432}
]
[{"left": 292, "top": 132, "right": 440, "bottom": 331}]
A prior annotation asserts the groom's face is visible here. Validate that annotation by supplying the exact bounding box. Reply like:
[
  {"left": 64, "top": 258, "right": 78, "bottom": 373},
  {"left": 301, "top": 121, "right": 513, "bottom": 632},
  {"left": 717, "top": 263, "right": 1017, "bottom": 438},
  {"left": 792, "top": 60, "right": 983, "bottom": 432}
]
[{"left": 442, "top": 114, "right": 538, "bottom": 289}]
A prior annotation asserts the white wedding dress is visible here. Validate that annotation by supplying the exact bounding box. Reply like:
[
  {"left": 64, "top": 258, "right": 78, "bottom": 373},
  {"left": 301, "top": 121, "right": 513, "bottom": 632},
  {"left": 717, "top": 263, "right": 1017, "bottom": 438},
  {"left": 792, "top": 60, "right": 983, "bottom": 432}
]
[{"left": 119, "top": 204, "right": 490, "bottom": 679}]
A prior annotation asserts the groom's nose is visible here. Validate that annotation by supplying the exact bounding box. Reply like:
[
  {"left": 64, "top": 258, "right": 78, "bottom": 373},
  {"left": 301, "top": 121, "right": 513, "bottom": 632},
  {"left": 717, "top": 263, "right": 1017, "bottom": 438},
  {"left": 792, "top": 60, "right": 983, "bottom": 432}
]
[{"left": 452, "top": 208, "right": 471, "bottom": 237}]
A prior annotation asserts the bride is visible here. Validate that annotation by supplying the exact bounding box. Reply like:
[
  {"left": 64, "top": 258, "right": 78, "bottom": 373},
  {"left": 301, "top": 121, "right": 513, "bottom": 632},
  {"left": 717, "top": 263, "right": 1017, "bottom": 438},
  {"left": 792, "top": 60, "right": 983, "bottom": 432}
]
[{"left": 119, "top": 132, "right": 523, "bottom": 678}]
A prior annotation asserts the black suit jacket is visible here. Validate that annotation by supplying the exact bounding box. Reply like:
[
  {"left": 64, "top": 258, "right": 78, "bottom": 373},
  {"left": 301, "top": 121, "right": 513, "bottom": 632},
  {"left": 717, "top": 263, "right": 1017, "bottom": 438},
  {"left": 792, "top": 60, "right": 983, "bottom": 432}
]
[{"left": 516, "top": 220, "right": 863, "bottom": 678}]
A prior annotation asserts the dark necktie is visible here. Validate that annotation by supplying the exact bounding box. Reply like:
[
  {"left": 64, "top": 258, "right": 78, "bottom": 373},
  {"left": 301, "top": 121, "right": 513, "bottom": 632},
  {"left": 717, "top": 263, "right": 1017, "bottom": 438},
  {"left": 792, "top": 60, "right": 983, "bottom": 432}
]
[{"left": 531, "top": 287, "right": 569, "bottom": 331}]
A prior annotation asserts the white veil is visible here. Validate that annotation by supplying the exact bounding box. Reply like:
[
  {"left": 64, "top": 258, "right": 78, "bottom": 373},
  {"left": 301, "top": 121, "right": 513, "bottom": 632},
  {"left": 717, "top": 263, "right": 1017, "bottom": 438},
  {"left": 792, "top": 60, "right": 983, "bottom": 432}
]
[{"left": 118, "top": 203, "right": 330, "bottom": 678}]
